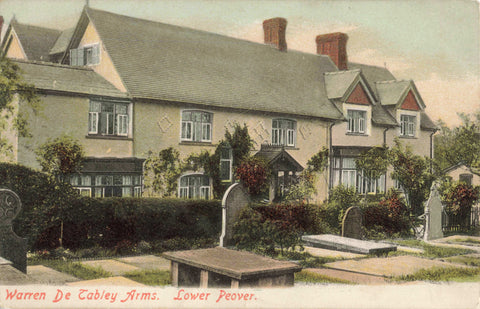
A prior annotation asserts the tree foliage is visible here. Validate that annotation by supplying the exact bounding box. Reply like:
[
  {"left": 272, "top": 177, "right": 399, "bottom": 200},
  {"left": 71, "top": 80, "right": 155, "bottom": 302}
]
[
  {"left": 35, "top": 135, "right": 85, "bottom": 181},
  {"left": 144, "top": 147, "right": 183, "bottom": 197},
  {"left": 441, "top": 181, "right": 480, "bottom": 224},
  {"left": 236, "top": 156, "right": 270, "bottom": 195},
  {"left": 0, "top": 57, "right": 41, "bottom": 158},
  {"left": 434, "top": 112, "right": 480, "bottom": 170}
]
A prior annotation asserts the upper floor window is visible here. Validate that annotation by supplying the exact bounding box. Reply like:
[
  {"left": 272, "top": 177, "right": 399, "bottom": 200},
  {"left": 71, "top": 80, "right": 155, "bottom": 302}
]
[
  {"left": 272, "top": 119, "right": 296, "bottom": 147},
  {"left": 89, "top": 101, "right": 129, "bottom": 137},
  {"left": 70, "top": 44, "right": 100, "bottom": 66},
  {"left": 400, "top": 114, "right": 416, "bottom": 137},
  {"left": 178, "top": 174, "right": 210, "bottom": 199},
  {"left": 347, "top": 110, "right": 366, "bottom": 134},
  {"left": 181, "top": 111, "right": 212, "bottom": 142}
]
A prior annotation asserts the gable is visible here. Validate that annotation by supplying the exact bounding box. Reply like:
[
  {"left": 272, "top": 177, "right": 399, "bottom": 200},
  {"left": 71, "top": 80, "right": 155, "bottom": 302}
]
[
  {"left": 400, "top": 90, "right": 420, "bottom": 111},
  {"left": 3, "top": 30, "right": 27, "bottom": 60},
  {"left": 346, "top": 83, "right": 371, "bottom": 105}
]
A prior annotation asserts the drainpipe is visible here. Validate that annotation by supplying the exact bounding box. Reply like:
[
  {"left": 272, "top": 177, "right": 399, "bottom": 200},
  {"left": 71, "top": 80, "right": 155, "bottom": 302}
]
[
  {"left": 383, "top": 127, "right": 391, "bottom": 193},
  {"left": 430, "top": 130, "right": 438, "bottom": 173},
  {"left": 328, "top": 121, "right": 337, "bottom": 196}
]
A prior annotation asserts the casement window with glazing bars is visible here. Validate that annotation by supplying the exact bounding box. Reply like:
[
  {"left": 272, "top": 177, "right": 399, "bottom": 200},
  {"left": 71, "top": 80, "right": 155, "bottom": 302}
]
[
  {"left": 272, "top": 119, "right": 296, "bottom": 147},
  {"left": 400, "top": 114, "right": 416, "bottom": 137},
  {"left": 347, "top": 110, "right": 366, "bottom": 134},
  {"left": 181, "top": 111, "right": 212, "bottom": 142},
  {"left": 89, "top": 101, "right": 129, "bottom": 137}
]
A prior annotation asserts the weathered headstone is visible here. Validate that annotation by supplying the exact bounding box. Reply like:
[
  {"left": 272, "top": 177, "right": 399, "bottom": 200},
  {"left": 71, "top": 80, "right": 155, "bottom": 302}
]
[
  {"left": 0, "top": 189, "right": 27, "bottom": 273},
  {"left": 341, "top": 206, "right": 363, "bottom": 239},
  {"left": 424, "top": 182, "right": 444, "bottom": 241},
  {"left": 219, "top": 183, "right": 250, "bottom": 247}
]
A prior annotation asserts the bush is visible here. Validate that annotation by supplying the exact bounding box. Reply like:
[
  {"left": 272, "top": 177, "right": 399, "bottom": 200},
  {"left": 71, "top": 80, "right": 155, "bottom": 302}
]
[
  {"left": 319, "top": 185, "right": 360, "bottom": 233},
  {"left": 362, "top": 190, "right": 410, "bottom": 237},
  {"left": 441, "top": 181, "right": 480, "bottom": 226},
  {"left": 235, "top": 157, "right": 270, "bottom": 195},
  {"left": 232, "top": 202, "right": 326, "bottom": 255},
  {"left": 0, "top": 163, "right": 78, "bottom": 249},
  {"left": 37, "top": 197, "right": 222, "bottom": 250}
]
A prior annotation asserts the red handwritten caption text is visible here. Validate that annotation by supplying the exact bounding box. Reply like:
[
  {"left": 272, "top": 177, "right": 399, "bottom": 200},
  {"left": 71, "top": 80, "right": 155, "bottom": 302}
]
[{"left": 3, "top": 288, "right": 258, "bottom": 304}]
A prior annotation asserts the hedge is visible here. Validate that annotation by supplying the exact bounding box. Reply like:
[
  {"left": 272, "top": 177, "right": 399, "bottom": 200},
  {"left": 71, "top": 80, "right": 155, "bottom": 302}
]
[{"left": 36, "top": 197, "right": 222, "bottom": 250}]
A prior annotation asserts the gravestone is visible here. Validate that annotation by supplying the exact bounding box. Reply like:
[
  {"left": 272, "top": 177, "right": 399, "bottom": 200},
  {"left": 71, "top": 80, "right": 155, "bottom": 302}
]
[
  {"left": 424, "top": 182, "right": 444, "bottom": 241},
  {"left": 219, "top": 183, "right": 250, "bottom": 247},
  {"left": 341, "top": 206, "right": 363, "bottom": 239},
  {"left": 0, "top": 189, "right": 27, "bottom": 273}
]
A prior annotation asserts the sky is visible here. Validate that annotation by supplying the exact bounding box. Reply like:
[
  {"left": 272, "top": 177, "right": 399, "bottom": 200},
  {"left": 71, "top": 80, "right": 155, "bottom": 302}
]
[{"left": 0, "top": 0, "right": 478, "bottom": 127}]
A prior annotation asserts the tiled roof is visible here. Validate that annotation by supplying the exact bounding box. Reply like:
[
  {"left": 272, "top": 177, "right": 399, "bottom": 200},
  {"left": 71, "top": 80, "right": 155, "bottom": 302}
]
[
  {"left": 420, "top": 112, "right": 438, "bottom": 131},
  {"left": 13, "top": 60, "right": 128, "bottom": 98},
  {"left": 50, "top": 28, "right": 75, "bottom": 55},
  {"left": 324, "top": 70, "right": 360, "bottom": 99},
  {"left": 84, "top": 7, "right": 344, "bottom": 120},
  {"left": 375, "top": 80, "right": 411, "bottom": 106},
  {"left": 10, "top": 20, "right": 61, "bottom": 61}
]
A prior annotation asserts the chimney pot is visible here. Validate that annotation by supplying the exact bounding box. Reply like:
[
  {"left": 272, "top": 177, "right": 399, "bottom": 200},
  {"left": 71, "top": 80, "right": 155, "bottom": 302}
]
[
  {"left": 316, "top": 32, "right": 348, "bottom": 70},
  {"left": 263, "top": 17, "right": 287, "bottom": 51}
]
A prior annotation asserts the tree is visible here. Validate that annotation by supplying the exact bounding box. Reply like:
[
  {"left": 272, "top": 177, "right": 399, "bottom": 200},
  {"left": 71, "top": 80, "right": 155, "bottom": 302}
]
[
  {"left": 35, "top": 135, "right": 85, "bottom": 182},
  {"left": 441, "top": 180, "right": 480, "bottom": 227},
  {"left": 0, "top": 57, "right": 41, "bottom": 159},
  {"left": 389, "top": 139, "right": 436, "bottom": 216},
  {"left": 434, "top": 112, "right": 480, "bottom": 170}
]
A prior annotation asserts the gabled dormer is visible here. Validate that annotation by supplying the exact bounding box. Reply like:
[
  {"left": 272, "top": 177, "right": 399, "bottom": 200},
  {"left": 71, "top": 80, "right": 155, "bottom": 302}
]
[
  {"left": 325, "top": 69, "right": 377, "bottom": 135},
  {"left": 1, "top": 18, "right": 62, "bottom": 61},
  {"left": 375, "top": 80, "right": 425, "bottom": 138},
  {"left": 60, "top": 6, "right": 127, "bottom": 92}
]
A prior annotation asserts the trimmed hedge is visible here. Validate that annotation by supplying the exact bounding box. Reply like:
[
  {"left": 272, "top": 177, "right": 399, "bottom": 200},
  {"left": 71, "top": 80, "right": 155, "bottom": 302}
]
[{"left": 37, "top": 197, "right": 222, "bottom": 250}]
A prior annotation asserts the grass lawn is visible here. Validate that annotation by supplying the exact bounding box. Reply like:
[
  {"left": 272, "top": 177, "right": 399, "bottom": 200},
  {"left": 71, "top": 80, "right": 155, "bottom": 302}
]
[
  {"left": 394, "top": 266, "right": 480, "bottom": 282},
  {"left": 390, "top": 239, "right": 475, "bottom": 258},
  {"left": 124, "top": 269, "right": 171, "bottom": 286},
  {"left": 446, "top": 237, "right": 480, "bottom": 245},
  {"left": 32, "top": 259, "right": 112, "bottom": 280},
  {"left": 295, "top": 270, "right": 353, "bottom": 284}
]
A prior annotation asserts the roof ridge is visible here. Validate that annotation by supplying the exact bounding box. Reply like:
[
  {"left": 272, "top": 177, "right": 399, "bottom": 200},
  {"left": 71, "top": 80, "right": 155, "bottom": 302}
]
[
  {"left": 375, "top": 79, "right": 410, "bottom": 84},
  {"left": 324, "top": 69, "right": 360, "bottom": 75},
  {"left": 12, "top": 59, "right": 94, "bottom": 71},
  {"left": 85, "top": 6, "right": 330, "bottom": 58},
  {"left": 11, "top": 19, "right": 63, "bottom": 33}
]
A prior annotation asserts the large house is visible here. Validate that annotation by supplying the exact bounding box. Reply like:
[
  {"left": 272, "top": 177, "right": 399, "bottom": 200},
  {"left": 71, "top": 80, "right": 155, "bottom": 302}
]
[{"left": 1, "top": 6, "right": 437, "bottom": 201}]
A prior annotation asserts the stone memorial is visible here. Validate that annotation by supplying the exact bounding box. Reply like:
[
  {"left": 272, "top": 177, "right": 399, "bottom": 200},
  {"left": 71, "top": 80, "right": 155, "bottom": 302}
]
[
  {"left": 341, "top": 206, "right": 363, "bottom": 239},
  {"left": 424, "top": 182, "right": 444, "bottom": 241},
  {"left": 302, "top": 234, "right": 397, "bottom": 256},
  {"left": 219, "top": 183, "right": 250, "bottom": 247},
  {"left": 0, "top": 189, "right": 27, "bottom": 273},
  {"left": 163, "top": 247, "right": 302, "bottom": 288}
]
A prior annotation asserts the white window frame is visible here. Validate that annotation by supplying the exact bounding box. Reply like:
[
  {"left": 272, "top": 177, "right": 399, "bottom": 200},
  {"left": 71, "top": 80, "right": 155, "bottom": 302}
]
[
  {"left": 180, "top": 110, "right": 212, "bottom": 143},
  {"left": 347, "top": 110, "right": 366, "bottom": 134},
  {"left": 75, "top": 187, "right": 92, "bottom": 197},
  {"left": 219, "top": 146, "right": 233, "bottom": 182},
  {"left": 400, "top": 114, "right": 417, "bottom": 137},
  {"left": 88, "top": 112, "right": 99, "bottom": 134},
  {"left": 178, "top": 174, "right": 211, "bottom": 199},
  {"left": 89, "top": 101, "right": 130, "bottom": 137},
  {"left": 272, "top": 119, "right": 297, "bottom": 147},
  {"left": 117, "top": 114, "right": 129, "bottom": 136}
]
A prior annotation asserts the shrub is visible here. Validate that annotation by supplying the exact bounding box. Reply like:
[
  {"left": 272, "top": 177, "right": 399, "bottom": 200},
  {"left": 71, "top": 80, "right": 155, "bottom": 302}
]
[
  {"left": 319, "top": 185, "right": 360, "bottom": 233},
  {"left": 441, "top": 181, "right": 480, "bottom": 226},
  {"left": 235, "top": 157, "right": 270, "bottom": 195},
  {"left": 233, "top": 202, "right": 326, "bottom": 255},
  {"left": 362, "top": 190, "right": 410, "bottom": 237},
  {"left": 37, "top": 197, "right": 222, "bottom": 250},
  {"left": 0, "top": 163, "right": 78, "bottom": 249}
]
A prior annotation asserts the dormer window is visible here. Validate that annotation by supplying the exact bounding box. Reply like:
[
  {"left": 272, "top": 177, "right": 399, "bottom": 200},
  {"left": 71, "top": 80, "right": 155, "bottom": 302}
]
[
  {"left": 347, "top": 110, "right": 366, "bottom": 134},
  {"left": 70, "top": 43, "right": 100, "bottom": 66},
  {"left": 400, "top": 114, "right": 416, "bottom": 137}
]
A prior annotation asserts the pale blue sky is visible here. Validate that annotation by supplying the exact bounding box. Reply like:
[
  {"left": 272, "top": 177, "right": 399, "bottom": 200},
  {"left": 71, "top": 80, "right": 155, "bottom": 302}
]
[{"left": 0, "top": 0, "right": 478, "bottom": 125}]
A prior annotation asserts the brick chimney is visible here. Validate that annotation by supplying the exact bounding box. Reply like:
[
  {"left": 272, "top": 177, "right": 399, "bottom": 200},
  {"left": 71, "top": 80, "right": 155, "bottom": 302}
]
[
  {"left": 0, "top": 16, "right": 4, "bottom": 39},
  {"left": 263, "top": 17, "right": 287, "bottom": 51},
  {"left": 316, "top": 32, "right": 348, "bottom": 70}
]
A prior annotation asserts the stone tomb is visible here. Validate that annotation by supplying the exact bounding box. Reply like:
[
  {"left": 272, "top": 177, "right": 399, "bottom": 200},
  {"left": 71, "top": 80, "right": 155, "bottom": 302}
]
[
  {"left": 0, "top": 189, "right": 27, "bottom": 272},
  {"left": 163, "top": 247, "right": 302, "bottom": 288},
  {"left": 302, "top": 234, "right": 397, "bottom": 256},
  {"left": 341, "top": 206, "right": 363, "bottom": 239}
]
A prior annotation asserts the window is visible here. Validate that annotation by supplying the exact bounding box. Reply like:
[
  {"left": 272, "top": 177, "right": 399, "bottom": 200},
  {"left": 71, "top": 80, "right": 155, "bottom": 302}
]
[
  {"left": 400, "top": 115, "right": 416, "bottom": 137},
  {"left": 272, "top": 119, "right": 296, "bottom": 147},
  {"left": 70, "top": 44, "right": 100, "bottom": 66},
  {"left": 68, "top": 174, "right": 142, "bottom": 197},
  {"left": 332, "top": 157, "right": 385, "bottom": 194},
  {"left": 219, "top": 146, "right": 233, "bottom": 181},
  {"left": 347, "top": 110, "right": 366, "bottom": 134},
  {"left": 181, "top": 111, "right": 212, "bottom": 142},
  {"left": 179, "top": 174, "right": 210, "bottom": 199},
  {"left": 89, "top": 101, "right": 129, "bottom": 136}
]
